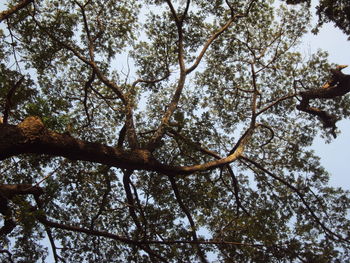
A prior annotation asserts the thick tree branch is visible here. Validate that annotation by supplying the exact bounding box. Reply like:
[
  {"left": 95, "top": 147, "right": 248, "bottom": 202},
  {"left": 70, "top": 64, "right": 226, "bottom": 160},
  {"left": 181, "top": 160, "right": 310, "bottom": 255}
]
[
  {"left": 296, "top": 65, "right": 350, "bottom": 136},
  {"left": 0, "top": 116, "right": 248, "bottom": 176},
  {"left": 0, "top": 117, "right": 159, "bottom": 171}
]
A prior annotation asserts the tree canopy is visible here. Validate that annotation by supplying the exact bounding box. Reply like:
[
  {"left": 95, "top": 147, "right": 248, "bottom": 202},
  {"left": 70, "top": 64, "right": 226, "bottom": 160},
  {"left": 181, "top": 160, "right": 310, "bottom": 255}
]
[{"left": 0, "top": 0, "right": 350, "bottom": 262}]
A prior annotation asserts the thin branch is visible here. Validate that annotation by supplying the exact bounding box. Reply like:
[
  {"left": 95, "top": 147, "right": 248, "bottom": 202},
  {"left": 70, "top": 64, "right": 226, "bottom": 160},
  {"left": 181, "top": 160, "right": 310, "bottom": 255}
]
[
  {"left": 256, "top": 93, "right": 296, "bottom": 116},
  {"left": 256, "top": 123, "right": 275, "bottom": 147},
  {"left": 83, "top": 71, "right": 95, "bottom": 126},
  {"left": 186, "top": 16, "right": 238, "bottom": 74},
  {"left": 240, "top": 156, "right": 350, "bottom": 244},
  {"left": 32, "top": 8, "right": 139, "bottom": 147},
  {"left": 122, "top": 170, "right": 142, "bottom": 231},
  {"left": 165, "top": 0, "right": 186, "bottom": 71},
  {"left": 0, "top": 249, "right": 14, "bottom": 263},
  {"left": 250, "top": 63, "right": 259, "bottom": 126},
  {"left": 2, "top": 76, "right": 24, "bottom": 124},
  {"left": 90, "top": 168, "right": 111, "bottom": 230},
  {"left": 75, "top": 0, "right": 94, "bottom": 61},
  {"left": 30, "top": 14, "right": 127, "bottom": 105},
  {"left": 181, "top": 0, "right": 191, "bottom": 23},
  {"left": 45, "top": 227, "right": 66, "bottom": 263},
  {"left": 146, "top": 73, "right": 187, "bottom": 151},
  {"left": 132, "top": 73, "right": 171, "bottom": 88},
  {"left": 122, "top": 170, "right": 166, "bottom": 262},
  {"left": 38, "top": 214, "right": 278, "bottom": 249},
  {"left": 25, "top": 161, "right": 65, "bottom": 191},
  {"left": 35, "top": 191, "right": 274, "bottom": 252},
  {"left": 6, "top": 20, "right": 22, "bottom": 72},
  {"left": 186, "top": 0, "right": 258, "bottom": 75},
  {"left": 166, "top": 128, "right": 250, "bottom": 215},
  {"left": 0, "top": 0, "right": 34, "bottom": 22},
  {"left": 168, "top": 176, "right": 208, "bottom": 263}
]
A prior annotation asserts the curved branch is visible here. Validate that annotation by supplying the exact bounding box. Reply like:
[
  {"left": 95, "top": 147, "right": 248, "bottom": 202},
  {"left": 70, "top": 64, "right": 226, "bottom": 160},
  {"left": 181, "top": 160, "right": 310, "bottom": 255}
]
[
  {"left": 166, "top": 128, "right": 250, "bottom": 215},
  {"left": 296, "top": 65, "right": 350, "bottom": 136},
  {"left": 90, "top": 168, "right": 111, "bottom": 230},
  {"left": 0, "top": 116, "right": 250, "bottom": 176}
]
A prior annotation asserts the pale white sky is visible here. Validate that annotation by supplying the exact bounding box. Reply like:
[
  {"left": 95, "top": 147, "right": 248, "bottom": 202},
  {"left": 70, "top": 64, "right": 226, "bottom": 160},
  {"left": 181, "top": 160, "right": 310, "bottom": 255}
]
[{"left": 303, "top": 8, "right": 350, "bottom": 190}]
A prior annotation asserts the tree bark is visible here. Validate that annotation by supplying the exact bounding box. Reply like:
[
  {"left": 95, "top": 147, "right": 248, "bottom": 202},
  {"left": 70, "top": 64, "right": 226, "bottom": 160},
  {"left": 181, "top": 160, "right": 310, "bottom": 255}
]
[{"left": 0, "top": 116, "right": 246, "bottom": 175}]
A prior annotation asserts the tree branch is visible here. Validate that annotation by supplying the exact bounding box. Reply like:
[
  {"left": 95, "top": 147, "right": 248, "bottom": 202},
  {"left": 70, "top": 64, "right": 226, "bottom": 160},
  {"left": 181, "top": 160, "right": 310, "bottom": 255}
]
[
  {"left": 168, "top": 176, "right": 208, "bottom": 263},
  {"left": 0, "top": 0, "right": 33, "bottom": 22},
  {"left": 2, "top": 76, "right": 24, "bottom": 124},
  {"left": 296, "top": 65, "right": 350, "bottom": 136},
  {"left": 240, "top": 156, "right": 350, "bottom": 244}
]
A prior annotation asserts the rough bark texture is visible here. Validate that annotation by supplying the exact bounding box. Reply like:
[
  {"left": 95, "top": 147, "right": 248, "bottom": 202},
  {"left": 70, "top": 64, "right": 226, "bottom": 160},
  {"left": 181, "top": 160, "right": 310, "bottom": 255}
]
[
  {"left": 297, "top": 65, "right": 350, "bottom": 136},
  {"left": 0, "top": 116, "right": 162, "bottom": 171},
  {"left": 0, "top": 116, "right": 246, "bottom": 176}
]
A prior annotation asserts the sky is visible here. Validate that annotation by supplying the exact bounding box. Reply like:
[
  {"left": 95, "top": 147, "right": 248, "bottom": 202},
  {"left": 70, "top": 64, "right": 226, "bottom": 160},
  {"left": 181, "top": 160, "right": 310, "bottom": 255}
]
[
  {"left": 0, "top": 1, "right": 349, "bottom": 262},
  {"left": 0, "top": 1, "right": 348, "bottom": 192},
  {"left": 302, "top": 10, "right": 350, "bottom": 190}
]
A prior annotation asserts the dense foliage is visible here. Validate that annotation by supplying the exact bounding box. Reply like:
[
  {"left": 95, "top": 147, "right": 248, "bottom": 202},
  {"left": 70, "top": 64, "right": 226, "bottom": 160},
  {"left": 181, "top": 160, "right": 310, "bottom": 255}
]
[{"left": 0, "top": 0, "right": 349, "bottom": 262}]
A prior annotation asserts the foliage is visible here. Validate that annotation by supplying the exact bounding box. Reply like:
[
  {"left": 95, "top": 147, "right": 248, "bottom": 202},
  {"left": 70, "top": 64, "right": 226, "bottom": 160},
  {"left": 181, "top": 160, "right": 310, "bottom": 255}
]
[
  {"left": 283, "top": 0, "right": 350, "bottom": 39},
  {"left": 0, "top": 0, "right": 349, "bottom": 262},
  {"left": 316, "top": 0, "right": 350, "bottom": 39}
]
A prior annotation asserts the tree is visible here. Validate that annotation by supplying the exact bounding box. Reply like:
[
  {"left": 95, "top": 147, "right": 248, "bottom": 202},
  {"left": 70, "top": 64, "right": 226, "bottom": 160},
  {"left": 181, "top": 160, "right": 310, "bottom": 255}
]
[
  {"left": 283, "top": 0, "right": 350, "bottom": 39},
  {"left": 316, "top": 0, "right": 350, "bottom": 39},
  {"left": 0, "top": 0, "right": 349, "bottom": 262}
]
